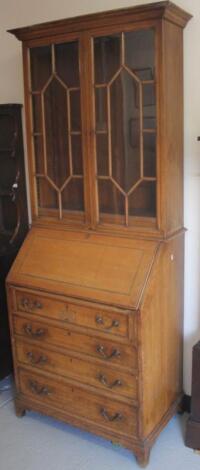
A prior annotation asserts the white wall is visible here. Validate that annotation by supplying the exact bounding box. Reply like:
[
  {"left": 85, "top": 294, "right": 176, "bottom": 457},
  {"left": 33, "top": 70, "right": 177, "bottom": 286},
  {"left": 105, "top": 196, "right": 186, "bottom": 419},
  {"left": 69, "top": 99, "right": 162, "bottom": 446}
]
[{"left": 0, "top": 0, "right": 199, "bottom": 394}]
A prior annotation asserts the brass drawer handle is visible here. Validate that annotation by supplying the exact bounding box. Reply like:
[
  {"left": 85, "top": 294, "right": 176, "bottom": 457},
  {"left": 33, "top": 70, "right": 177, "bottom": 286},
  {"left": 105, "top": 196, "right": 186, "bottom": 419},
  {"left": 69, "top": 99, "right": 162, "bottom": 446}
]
[
  {"left": 96, "top": 316, "right": 119, "bottom": 330},
  {"left": 96, "top": 345, "right": 120, "bottom": 360},
  {"left": 98, "top": 374, "right": 122, "bottom": 389},
  {"left": 100, "top": 408, "right": 123, "bottom": 422},
  {"left": 29, "top": 380, "right": 51, "bottom": 396},
  {"left": 20, "top": 297, "right": 43, "bottom": 311},
  {"left": 26, "top": 351, "right": 48, "bottom": 365},
  {"left": 24, "top": 324, "right": 46, "bottom": 338}
]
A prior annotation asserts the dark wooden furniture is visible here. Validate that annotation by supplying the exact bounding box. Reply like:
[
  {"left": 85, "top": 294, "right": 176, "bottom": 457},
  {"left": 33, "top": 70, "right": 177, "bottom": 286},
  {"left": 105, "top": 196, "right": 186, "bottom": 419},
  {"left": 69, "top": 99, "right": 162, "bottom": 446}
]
[
  {"left": 0, "top": 104, "right": 28, "bottom": 379},
  {"left": 185, "top": 341, "right": 200, "bottom": 450},
  {"left": 6, "top": 2, "right": 191, "bottom": 466}
]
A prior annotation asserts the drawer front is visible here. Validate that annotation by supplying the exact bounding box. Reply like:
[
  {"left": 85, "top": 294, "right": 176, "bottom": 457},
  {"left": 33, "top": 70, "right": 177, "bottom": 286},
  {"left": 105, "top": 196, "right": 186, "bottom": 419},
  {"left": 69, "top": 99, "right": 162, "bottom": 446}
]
[
  {"left": 15, "top": 339, "right": 137, "bottom": 400},
  {"left": 18, "top": 368, "right": 137, "bottom": 436},
  {"left": 14, "top": 289, "right": 130, "bottom": 339},
  {"left": 13, "top": 316, "right": 137, "bottom": 371}
]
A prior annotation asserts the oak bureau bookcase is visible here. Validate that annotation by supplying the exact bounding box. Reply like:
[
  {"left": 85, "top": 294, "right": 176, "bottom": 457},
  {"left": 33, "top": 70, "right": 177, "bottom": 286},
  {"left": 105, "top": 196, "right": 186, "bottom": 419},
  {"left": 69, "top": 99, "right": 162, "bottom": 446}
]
[{"left": 6, "top": 2, "right": 191, "bottom": 466}]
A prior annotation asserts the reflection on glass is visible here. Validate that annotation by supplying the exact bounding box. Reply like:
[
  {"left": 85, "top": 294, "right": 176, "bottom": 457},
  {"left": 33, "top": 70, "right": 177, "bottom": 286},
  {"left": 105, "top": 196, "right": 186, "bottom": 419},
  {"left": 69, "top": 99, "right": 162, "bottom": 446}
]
[
  {"left": 129, "top": 181, "right": 156, "bottom": 217},
  {"left": 143, "top": 83, "right": 156, "bottom": 131},
  {"left": 34, "top": 136, "right": 44, "bottom": 174},
  {"left": 44, "top": 78, "right": 69, "bottom": 188},
  {"left": 125, "top": 29, "right": 155, "bottom": 80},
  {"left": 143, "top": 134, "right": 156, "bottom": 177},
  {"left": 71, "top": 135, "right": 83, "bottom": 175},
  {"left": 32, "top": 95, "right": 42, "bottom": 133},
  {"left": 30, "top": 46, "right": 52, "bottom": 91},
  {"left": 37, "top": 177, "right": 58, "bottom": 209},
  {"left": 70, "top": 90, "right": 81, "bottom": 131},
  {"left": 98, "top": 180, "right": 125, "bottom": 215},
  {"left": 55, "top": 42, "right": 79, "bottom": 87},
  {"left": 94, "top": 35, "right": 121, "bottom": 84},
  {"left": 95, "top": 88, "right": 107, "bottom": 131},
  {"left": 62, "top": 178, "right": 84, "bottom": 211},
  {"left": 96, "top": 135, "right": 109, "bottom": 176},
  {"left": 110, "top": 70, "right": 140, "bottom": 191}
]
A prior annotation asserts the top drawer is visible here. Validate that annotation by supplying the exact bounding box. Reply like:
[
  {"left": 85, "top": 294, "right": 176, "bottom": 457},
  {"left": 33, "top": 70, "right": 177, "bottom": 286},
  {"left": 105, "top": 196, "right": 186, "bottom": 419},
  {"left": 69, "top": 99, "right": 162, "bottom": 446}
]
[{"left": 13, "top": 289, "right": 134, "bottom": 341}]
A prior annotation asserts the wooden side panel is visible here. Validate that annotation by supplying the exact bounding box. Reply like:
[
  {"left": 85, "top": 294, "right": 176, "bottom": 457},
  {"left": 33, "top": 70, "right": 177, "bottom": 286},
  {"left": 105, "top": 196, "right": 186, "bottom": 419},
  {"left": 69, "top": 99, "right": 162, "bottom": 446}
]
[
  {"left": 139, "top": 233, "right": 184, "bottom": 437},
  {"left": 159, "top": 21, "right": 184, "bottom": 236}
]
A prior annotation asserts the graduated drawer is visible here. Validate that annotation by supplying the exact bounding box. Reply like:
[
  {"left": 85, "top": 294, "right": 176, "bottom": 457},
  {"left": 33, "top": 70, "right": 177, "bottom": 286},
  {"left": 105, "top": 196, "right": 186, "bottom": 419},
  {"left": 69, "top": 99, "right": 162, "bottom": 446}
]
[
  {"left": 18, "top": 368, "right": 137, "bottom": 437},
  {"left": 15, "top": 339, "right": 137, "bottom": 401},
  {"left": 13, "top": 315, "right": 137, "bottom": 371},
  {"left": 14, "top": 289, "right": 131, "bottom": 340}
]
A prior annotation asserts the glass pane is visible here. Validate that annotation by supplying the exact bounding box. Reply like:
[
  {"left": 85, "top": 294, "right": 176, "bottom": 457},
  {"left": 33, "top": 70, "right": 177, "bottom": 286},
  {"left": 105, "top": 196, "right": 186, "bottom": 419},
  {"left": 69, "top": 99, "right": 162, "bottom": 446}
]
[
  {"left": 34, "top": 136, "right": 45, "bottom": 174},
  {"left": 71, "top": 135, "right": 83, "bottom": 175},
  {"left": 94, "top": 35, "right": 121, "bottom": 84},
  {"left": 70, "top": 90, "right": 81, "bottom": 132},
  {"left": 62, "top": 178, "right": 84, "bottom": 211},
  {"left": 55, "top": 41, "right": 79, "bottom": 87},
  {"left": 129, "top": 181, "right": 156, "bottom": 217},
  {"left": 32, "top": 95, "right": 42, "bottom": 133},
  {"left": 98, "top": 180, "right": 124, "bottom": 215},
  {"left": 44, "top": 77, "right": 69, "bottom": 187},
  {"left": 37, "top": 177, "right": 58, "bottom": 209},
  {"left": 96, "top": 135, "right": 109, "bottom": 176},
  {"left": 125, "top": 29, "right": 155, "bottom": 80},
  {"left": 95, "top": 88, "right": 107, "bottom": 131},
  {"left": 143, "top": 134, "right": 156, "bottom": 177},
  {"left": 30, "top": 46, "right": 52, "bottom": 91},
  {"left": 110, "top": 69, "right": 140, "bottom": 192}
]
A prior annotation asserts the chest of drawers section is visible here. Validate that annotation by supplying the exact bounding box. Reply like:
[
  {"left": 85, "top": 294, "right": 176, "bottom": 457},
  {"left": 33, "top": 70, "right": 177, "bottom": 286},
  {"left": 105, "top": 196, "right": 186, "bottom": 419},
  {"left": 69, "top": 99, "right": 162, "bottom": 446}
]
[{"left": 8, "top": 286, "right": 139, "bottom": 442}]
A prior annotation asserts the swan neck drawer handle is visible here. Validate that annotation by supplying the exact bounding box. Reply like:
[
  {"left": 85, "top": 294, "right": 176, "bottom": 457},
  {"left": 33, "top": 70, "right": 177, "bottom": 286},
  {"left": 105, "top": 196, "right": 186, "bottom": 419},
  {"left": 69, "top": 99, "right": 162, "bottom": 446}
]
[
  {"left": 29, "top": 380, "right": 51, "bottom": 396},
  {"left": 26, "top": 351, "right": 48, "bottom": 365},
  {"left": 20, "top": 298, "right": 43, "bottom": 311},
  {"left": 98, "top": 374, "right": 122, "bottom": 389},
  {"left": 24, "top": 324, "right": 46, "bottom": 338},
  {"left": 95, "top": 316, "right": 119, "bottom": 330},
  {"left": 100, "top": 408, "right": 123, "bottom": 422},
  {"left": 96, "top": 345, "right": 120, "bottom": 360}
]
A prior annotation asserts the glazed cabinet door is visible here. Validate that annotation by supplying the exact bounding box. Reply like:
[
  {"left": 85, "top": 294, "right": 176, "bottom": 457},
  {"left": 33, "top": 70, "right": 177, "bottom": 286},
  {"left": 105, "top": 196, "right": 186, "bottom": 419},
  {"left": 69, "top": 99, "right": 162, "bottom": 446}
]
[
  {"left": 90, "top": 27, "right": 157, "bottom": 229},
  {"left": 26, "top": 38, "right": 87, "bottom": 224},
  {"left": 24, "top": 25, "right": 158, "bottom": 231}
]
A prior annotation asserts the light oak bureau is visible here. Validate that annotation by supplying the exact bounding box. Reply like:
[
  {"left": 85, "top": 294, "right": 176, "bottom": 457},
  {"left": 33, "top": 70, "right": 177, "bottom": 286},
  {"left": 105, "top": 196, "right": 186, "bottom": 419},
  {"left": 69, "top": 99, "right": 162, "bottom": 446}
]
[{"left": 6, "top": 2, "right": 191, "bottom": 466}]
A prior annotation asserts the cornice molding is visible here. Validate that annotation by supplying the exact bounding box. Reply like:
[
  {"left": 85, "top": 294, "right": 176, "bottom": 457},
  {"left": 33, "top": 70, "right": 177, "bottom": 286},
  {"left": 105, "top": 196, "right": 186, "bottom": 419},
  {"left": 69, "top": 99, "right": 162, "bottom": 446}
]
[{"left": 8, "top": 1, "right": 192, "bottom": 42}]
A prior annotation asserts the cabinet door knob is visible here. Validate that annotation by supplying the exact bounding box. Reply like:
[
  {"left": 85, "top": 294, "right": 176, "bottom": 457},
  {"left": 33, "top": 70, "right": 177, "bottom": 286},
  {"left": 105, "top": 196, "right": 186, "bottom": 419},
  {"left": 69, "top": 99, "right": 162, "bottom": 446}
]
[
  {"left": 24, "top": 324, "right": 46, "bottom": 338},
  {"left": 100, "top": 408, "right": 123, "bottom": 422},
  {"left": 95, "top": 316, "right": 119, "bottom": 330},
  {"left": 96, "top": 345, "right": 120, "bottom": 360},
  {"left": 98, "top": 374, "right": 122, "bottom": 389}
]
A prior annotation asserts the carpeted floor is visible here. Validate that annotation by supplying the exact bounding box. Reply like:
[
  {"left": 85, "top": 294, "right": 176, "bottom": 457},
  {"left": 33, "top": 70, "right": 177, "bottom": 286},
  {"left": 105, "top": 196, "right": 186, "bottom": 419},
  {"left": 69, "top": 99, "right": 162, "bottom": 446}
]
[{"left": 0, "top": 376, "right": 199, "bottom": 470}]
